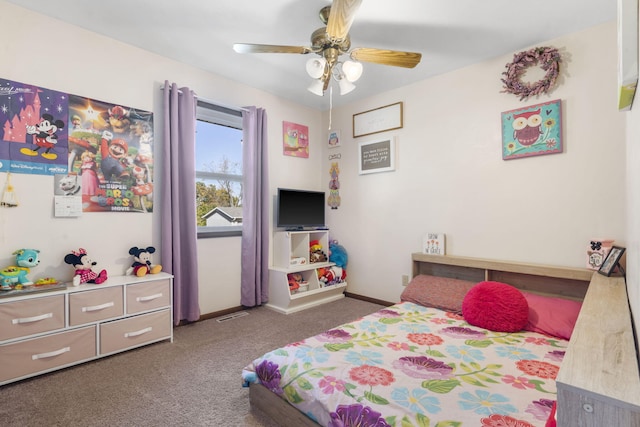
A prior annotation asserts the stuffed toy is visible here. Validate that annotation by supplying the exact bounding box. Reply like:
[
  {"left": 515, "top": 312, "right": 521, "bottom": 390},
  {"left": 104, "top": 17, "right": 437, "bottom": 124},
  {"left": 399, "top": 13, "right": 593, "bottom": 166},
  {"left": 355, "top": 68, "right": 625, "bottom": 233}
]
[
  {"left": 126, "top": 246, "right": 162, "bottom": 276},
  {"left": 0, "top": 248, "right": 41, "bottom": 290},
  {"left": 329, "top": 240, "right": 348, "bottom": 269},
  {"left": 0, "top": 266, "right": 30, "bottom": 290},
  {"left": 309, "top": 239, "right": 328, "bottom": 263},
  {"left": 317, "top": 265, "right": 346, "bottom": 286},
  {"left": 64, "top": 248, "right": 107, "bottom": 286},
  {"left": 287, "top": 272, "right": 303, "bottom": 293}
]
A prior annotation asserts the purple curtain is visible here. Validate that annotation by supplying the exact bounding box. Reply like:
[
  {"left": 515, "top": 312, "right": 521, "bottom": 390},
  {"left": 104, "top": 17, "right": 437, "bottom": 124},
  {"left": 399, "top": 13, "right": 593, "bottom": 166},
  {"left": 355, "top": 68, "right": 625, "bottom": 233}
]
[
  {"left": 241, "top": 107, "right": 269, "bottom": 307},
  {"left": 161, "top": 81, "right": 200, "bottom": 324}
]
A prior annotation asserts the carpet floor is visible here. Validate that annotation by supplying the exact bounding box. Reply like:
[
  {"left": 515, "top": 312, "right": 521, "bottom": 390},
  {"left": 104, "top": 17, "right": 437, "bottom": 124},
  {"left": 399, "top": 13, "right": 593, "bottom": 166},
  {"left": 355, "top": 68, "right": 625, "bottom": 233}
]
[{"left": 1, "top": 297, "right": 384, "bottom": 426}]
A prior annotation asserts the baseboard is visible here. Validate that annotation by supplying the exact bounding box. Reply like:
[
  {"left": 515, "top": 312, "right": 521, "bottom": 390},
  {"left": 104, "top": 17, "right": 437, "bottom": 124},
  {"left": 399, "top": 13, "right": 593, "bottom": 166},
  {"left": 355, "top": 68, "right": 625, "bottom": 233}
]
[
  {"left": 180, "top": 294, "right": 393, "bottom": 326},
  {"left": 174, "top": 306, "right": 247, "bottom": 325},
  {"left": 344, "top": 292, "right": 395, "bottom": 307}
]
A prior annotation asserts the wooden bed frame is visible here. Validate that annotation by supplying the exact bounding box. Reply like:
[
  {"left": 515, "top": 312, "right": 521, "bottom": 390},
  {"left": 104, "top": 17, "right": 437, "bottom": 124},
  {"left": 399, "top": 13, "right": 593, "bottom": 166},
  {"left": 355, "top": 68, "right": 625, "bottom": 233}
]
[{"left": 249, "top": 253, "right": 640, "bottom": 427}]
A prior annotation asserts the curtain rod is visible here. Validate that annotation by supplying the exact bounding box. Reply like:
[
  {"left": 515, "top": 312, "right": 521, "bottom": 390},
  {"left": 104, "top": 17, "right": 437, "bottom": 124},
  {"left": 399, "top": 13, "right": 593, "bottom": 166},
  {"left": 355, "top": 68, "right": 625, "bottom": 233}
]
[{"left": 160, "top": 85, "right": 249, "bottom": 113}]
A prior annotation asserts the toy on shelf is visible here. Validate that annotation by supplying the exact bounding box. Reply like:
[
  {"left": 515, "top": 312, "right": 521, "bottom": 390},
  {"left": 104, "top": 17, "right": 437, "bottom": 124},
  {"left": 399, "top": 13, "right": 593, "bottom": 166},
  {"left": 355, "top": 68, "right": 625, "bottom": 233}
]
[
  {"left": 309, "top": 239, "right": 328, "bottom": 263},
  {"left": 126, "top": 246, "right": 162, "bottom": 276},
  {"left": 287, "top": 272, "right": 307, "bottom": 293},
  {"left": 329, "top": 240, "right": 348, "bottom": 269},
  {"left": 64, "top": 248, "right": 108, "bottom": 286},
  {"left": 317, "top": 265, "right": 346, "bottom": 287},
  {"left": 34, "top": 277, "right": 59, "bottom": 286},
  {"left": 0, "top": 248, "right": 40, "bottom": 291},
  {"left": 317, "top": 240, "right": 348, "bottom": 287}
]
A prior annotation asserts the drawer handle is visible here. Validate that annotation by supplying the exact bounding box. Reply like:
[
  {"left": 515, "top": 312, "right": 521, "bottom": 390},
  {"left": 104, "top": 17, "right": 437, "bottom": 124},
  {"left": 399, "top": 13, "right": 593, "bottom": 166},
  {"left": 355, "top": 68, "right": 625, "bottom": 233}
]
[
  {"left": 137, "top": 293, "right": 163, "bottom": 302},
  {"left": 12, "top": 312, "right": 53, "bottom": 325},
  {"left": 125, "top": 327, "right": 152, "bottom": 338},
  {"left": 32, "top": 346, "right": 71, "bottom": 360},
  {"left": 82, "top": 301, "right": 115, "bottom": 312}
]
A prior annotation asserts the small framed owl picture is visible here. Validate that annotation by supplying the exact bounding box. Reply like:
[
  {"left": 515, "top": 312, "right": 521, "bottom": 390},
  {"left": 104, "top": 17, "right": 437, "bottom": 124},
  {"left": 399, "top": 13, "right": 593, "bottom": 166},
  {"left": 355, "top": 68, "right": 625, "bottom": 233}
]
[{"left": 501, "top": 99, "right": 563, "bottom": 160}]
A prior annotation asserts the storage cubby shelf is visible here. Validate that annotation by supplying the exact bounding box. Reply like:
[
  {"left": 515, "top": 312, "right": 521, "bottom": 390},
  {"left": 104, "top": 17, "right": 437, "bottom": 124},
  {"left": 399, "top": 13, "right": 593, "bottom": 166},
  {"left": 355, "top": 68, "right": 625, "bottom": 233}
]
[{"left": 266, "top": 230, "right": 346, "bottom": 314}]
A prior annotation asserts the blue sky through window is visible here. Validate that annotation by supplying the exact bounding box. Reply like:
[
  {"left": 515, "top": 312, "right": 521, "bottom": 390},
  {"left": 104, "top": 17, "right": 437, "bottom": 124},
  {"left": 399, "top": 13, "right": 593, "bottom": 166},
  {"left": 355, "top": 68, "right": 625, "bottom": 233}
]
[{"left": 195, "top": 121, "right": 242, "bottom": 171}]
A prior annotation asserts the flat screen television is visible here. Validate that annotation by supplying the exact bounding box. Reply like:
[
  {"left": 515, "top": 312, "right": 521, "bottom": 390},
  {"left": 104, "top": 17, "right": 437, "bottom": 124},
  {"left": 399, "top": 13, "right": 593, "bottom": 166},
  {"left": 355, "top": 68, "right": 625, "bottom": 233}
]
[{"left": 276, "top": 188, "right": 326, "bottom": 230}]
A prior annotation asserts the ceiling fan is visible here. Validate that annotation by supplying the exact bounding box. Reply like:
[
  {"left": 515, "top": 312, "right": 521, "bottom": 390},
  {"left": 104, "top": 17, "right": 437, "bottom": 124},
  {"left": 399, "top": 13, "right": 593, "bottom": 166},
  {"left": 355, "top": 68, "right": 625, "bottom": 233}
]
[{"left": 233, "top": 0, "right": 422, "bottom": 96}]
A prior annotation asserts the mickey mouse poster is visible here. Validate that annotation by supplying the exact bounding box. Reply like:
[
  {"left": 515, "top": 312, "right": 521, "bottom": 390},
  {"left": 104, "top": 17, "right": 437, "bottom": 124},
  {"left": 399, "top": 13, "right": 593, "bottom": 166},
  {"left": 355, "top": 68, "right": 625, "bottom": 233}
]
[{"left": 0, "top": 78, "right": 69, "bottom": 175}]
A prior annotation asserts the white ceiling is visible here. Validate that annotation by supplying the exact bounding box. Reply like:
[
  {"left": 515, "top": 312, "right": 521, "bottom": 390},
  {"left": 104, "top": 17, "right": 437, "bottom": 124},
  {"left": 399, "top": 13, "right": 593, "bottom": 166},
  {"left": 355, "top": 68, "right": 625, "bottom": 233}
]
[{"left": 5, "top": 0, "right": 616, "bottom": 111}]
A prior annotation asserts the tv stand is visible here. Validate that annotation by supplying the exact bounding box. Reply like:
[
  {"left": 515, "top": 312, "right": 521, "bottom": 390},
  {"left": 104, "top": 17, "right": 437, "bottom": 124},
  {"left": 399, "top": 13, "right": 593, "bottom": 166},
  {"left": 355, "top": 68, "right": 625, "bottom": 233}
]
[{"left": 267, "top": 230, "right": 346, "bottom": 314}]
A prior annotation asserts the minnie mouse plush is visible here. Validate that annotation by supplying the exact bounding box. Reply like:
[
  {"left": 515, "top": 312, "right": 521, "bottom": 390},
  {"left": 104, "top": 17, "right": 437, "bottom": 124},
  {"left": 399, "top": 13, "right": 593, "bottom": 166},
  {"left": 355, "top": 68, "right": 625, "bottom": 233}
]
[{"left": 64, "top": 248, "right": 108, "bottom": 286}]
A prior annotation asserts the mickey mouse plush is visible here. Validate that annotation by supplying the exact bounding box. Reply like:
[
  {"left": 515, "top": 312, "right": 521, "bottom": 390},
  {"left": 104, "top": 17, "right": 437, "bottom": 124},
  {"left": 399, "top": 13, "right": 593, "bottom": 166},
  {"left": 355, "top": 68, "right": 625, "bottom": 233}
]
[
  {"left": 126, "top": 246, "right": 162, "bottom": 277},
  {"left": 64, "top": 248, "right": 108, "bottom": 286}
]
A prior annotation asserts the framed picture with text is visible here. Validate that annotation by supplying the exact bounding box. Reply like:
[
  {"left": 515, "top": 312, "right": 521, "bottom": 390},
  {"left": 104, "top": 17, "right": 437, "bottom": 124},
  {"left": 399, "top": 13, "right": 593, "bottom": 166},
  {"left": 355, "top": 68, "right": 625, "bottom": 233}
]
[
  {"left": 353, "top": 102, "right": 403, "bottom": 138},
  {"left": 358, "top": 138, "right": 396, "bottom": 175}
]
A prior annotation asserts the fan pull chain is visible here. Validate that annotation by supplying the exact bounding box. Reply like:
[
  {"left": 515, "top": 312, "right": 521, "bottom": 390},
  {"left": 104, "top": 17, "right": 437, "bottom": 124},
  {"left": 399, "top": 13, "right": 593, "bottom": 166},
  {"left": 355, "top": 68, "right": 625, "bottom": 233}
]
[{"left": 328, "top": 86, "right": 333, "bottom": 130}]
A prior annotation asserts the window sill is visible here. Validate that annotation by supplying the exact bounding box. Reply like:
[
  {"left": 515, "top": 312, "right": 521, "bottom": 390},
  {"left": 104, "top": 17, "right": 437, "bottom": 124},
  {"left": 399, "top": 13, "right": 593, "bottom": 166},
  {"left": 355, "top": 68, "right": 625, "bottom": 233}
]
[{"left": 197, "top": 227, "right": 242, "bottom": 239}]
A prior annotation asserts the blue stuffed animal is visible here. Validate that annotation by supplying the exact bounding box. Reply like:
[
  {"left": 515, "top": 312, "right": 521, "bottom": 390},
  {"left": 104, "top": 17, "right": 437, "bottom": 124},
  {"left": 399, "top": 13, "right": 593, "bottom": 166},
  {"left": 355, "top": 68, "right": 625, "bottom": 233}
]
[
  {"left": 14, "top": 248, "right": 41, "bottom": 269},
  {"left": 0, "top": 248, "right": 40, "bottom": 290},
  {"left": 329, "top": 240, "right": 348, "bottom": 269}
]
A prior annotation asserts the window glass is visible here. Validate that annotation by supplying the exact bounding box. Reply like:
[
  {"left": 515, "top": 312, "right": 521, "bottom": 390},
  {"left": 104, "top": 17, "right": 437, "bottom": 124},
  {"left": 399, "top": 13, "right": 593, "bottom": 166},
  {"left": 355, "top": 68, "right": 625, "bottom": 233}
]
[{"left": 195, "top": 102, "right": 243, "bottom": 238}]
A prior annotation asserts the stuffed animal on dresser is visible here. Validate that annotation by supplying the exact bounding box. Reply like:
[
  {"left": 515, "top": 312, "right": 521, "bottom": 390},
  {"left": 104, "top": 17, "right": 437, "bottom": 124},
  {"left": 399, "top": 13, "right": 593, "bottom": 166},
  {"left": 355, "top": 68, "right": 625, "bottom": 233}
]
[
  {"left": 64, "top": 248, "right": 108, "bottom": 286},
  {"left": 126, "top": 246, "right": 162, "bottom": 276}
]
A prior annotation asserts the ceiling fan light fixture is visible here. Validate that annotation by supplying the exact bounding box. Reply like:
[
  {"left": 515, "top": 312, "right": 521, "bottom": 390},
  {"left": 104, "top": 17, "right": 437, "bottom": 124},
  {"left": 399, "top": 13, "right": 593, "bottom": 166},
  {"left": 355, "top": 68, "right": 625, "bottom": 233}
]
[
  {"left": 306, "top": 57, "right": 327, "bottom": 79},
  {"left": 307, "top": 79, "right": 325, "bottom": 96},
  {"left": 338, "top": 77, "right": 356, "bottom": 95},
  {"left": 342, "top": 60, "right": 363, "bottom": 82}
]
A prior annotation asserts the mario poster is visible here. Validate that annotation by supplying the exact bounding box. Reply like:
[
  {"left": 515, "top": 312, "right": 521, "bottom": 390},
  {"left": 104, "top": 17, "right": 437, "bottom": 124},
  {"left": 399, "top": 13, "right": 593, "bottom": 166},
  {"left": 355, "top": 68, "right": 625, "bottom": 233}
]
[
  {"left": 0, "top": 78, "right": 69, "bottom": 175},
  {"left": 67, "top": 95, "right": 154, "bottom": 212}
]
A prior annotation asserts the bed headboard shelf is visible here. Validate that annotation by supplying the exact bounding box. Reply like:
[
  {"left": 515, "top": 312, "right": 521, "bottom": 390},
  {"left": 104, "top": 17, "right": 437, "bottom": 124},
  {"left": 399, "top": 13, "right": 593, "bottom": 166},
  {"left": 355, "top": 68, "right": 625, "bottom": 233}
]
[
  {"left": 556, "top": 273, "right": 640, "bottom": 426},
  {"left": 412, "top": 253, "right": 593, "bottom": 300}
]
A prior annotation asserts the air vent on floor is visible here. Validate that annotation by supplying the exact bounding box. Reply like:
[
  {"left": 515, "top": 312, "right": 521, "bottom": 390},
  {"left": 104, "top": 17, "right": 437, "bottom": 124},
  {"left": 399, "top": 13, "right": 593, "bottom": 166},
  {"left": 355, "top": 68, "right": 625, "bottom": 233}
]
[{"left": 215, "top": 311, "right": 249, "bottom": 322}]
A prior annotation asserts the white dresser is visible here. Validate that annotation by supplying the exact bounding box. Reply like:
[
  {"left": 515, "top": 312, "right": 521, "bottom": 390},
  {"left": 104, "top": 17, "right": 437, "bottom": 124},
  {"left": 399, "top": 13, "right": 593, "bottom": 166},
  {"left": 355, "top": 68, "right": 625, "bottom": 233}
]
[{"left": 0, "top": 273, "right": 173, "bottom": 386}]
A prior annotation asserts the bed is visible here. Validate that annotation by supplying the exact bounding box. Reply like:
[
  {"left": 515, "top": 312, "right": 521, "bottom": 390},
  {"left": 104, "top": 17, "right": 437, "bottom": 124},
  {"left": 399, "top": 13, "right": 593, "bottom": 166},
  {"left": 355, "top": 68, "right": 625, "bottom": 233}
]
[{"left": 243, "top": 253, "right": 639, "bottom": 426}]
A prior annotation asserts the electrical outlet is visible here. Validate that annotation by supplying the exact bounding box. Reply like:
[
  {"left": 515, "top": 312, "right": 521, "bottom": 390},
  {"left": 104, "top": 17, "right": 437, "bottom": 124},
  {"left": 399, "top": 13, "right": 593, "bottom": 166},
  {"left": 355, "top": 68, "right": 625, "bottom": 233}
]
[{"left": 402, "top": 275, "right": 409, "bottom": 286}]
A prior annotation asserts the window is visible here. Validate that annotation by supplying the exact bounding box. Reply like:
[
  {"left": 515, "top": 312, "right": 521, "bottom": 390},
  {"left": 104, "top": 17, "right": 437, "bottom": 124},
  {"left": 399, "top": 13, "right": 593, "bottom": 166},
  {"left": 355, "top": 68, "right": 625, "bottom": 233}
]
[{"left": 195, "top": 101, "right": 243, "bottom": 238}]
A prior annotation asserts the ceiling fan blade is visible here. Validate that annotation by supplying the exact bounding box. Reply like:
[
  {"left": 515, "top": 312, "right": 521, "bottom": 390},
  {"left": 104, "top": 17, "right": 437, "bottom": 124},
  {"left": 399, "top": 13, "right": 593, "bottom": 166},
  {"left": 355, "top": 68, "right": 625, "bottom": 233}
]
[
  {"left": 326, "top": 0, "right": 363, "bottom": 41},
  {"left": 233, "top": 43, "right": 312, "bottom": 54},
  {"left": 350, "top": 48, "right": 422, "bottom": 68}
]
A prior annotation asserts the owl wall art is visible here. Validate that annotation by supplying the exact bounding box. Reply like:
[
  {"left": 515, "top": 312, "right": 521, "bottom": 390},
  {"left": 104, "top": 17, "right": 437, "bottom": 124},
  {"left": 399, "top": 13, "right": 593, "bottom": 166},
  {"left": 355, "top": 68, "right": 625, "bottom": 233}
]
[{"left": 501, "top": 99, "right": 562, "bottom": 160}]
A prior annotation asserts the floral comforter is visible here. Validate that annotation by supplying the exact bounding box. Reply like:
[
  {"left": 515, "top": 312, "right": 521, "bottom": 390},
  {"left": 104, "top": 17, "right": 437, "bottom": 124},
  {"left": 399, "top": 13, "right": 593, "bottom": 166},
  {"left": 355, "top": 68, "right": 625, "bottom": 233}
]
[{"left": 242, "top": 302, "right": 564, "bottom": 427}]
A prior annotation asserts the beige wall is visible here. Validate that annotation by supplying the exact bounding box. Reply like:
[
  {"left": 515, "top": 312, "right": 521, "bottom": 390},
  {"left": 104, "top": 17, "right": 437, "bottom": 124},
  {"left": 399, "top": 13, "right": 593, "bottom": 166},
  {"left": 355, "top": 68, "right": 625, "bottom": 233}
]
[
  {"left": 625, "top": 28, "right": 640, "bottom": 342},
  {"left": 323, "top": 22, "right": 627, "bottom": 303},
  {"left": 0, "top": 1, "right": 323, "bottom": 314},
  {"left": 1, "top": 2, "right": 631, "bottom": 323}
]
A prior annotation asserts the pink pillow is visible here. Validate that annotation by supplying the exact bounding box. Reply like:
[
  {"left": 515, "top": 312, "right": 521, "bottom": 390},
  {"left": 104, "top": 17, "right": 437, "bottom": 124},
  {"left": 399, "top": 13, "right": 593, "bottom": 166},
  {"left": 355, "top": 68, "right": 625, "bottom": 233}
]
[
  {"left": 522, "top": 292, "right": 582, "bottom": 340},
  {"left": 462, "top": 281, "right": 529, "bottom": 332},
  {"left": 400, "top": 275, "right": 475, "bottom": 313},
  {"left": 545, "top": 401, "right": 557, "bottom": 427}
]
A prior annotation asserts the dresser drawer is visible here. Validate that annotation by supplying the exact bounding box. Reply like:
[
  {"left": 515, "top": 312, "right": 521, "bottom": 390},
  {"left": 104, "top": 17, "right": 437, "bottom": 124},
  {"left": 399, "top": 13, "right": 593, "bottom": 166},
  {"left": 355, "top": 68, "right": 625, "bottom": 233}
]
[
  {"left": 0, "top": 326, "right": 96, "bottom": 383},
  {"left": 100, "top": 309, "right": 171, "bottom": 354},
  {"left": 0, "top": 295, "right": 65, "bottom": 341},
  {"left": 126, "top": 279, "right": 171, "bottom": 314},
  {"left": 69, "top": 286, "right": 124, "bottom": 326}
]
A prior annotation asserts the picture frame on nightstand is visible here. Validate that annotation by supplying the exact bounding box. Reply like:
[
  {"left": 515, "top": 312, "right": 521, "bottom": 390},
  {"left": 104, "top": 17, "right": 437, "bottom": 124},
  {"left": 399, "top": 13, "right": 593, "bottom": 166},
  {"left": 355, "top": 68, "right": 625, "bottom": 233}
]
[{"left": 598, "top": 246, "right": 626, "bottom": 277}]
